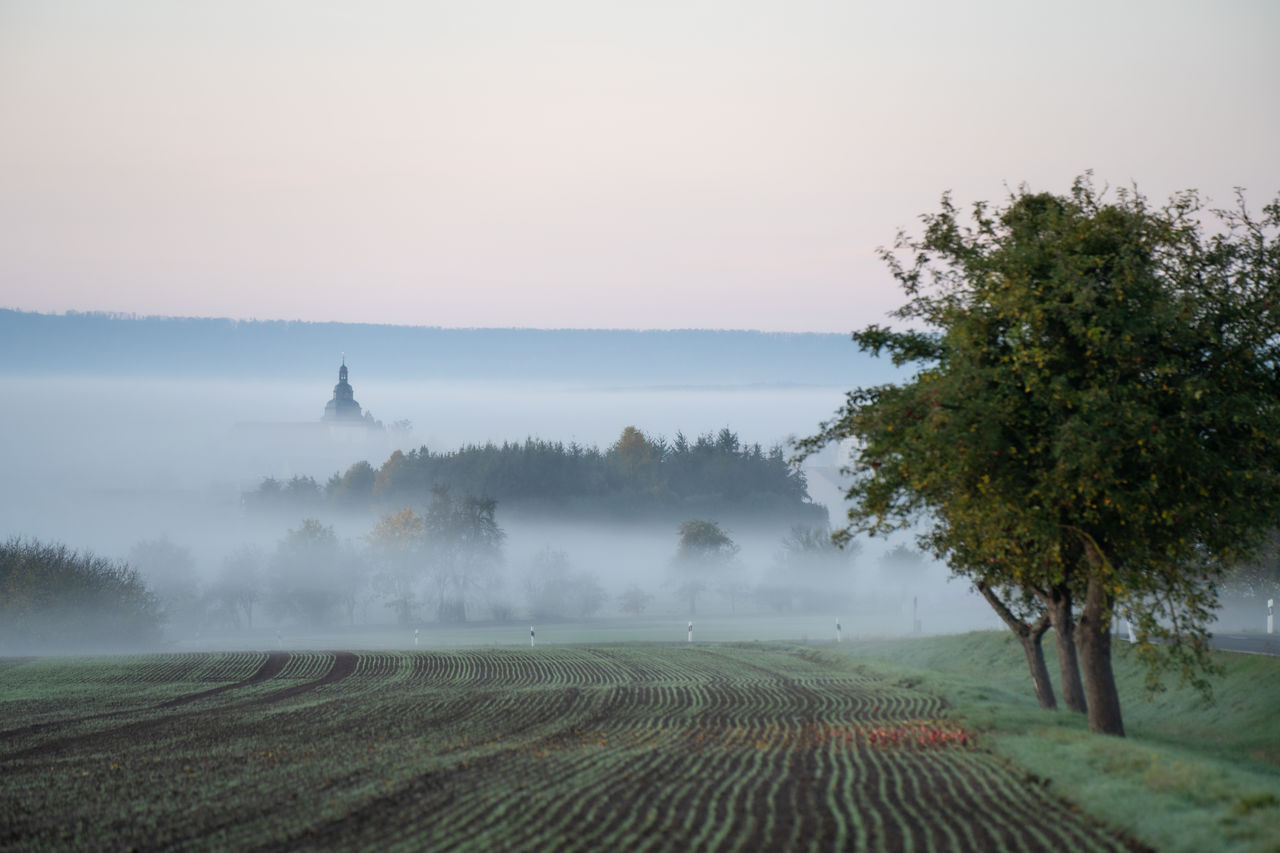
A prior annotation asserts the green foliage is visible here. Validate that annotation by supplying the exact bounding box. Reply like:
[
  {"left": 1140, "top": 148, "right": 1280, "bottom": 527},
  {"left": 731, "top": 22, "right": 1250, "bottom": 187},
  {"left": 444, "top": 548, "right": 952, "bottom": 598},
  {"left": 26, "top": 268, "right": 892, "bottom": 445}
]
[
  {"left": 841, "top": 632, "right": 1280, "bottom": 853},
  {"left": 0, "top": 537, "right": 161, "bottom": 651},
  {"left": 359, "top": 494, "right": 510, "bottom": 624},
  {"left": 328, "top": 461, "right": 376, "bottom": 507},
  {"left": 365, "top": 508, "right": 428, "bottom": 625},
  {"left": 244, "top": 475, "right": 323, "bottom": 512},
  {"left": 801, "top": 176, "right": 1280, "bottom": 730},
  {"left": 246, "top": 426, "right": 820, "bottom": 524},
  {"left": 421, "top": 487, "right": 505, "bottom": 622},
  {"left": 671, "top": 520, "right": 740, "bottom": 616},
  {"left": 675, "top": 519, "right": 739, "bottom": 562}
]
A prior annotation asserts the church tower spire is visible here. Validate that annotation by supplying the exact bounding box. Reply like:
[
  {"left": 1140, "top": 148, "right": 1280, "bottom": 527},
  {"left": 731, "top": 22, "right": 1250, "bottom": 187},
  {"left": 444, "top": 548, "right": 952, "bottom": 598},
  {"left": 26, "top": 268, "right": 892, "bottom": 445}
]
[{"left": 323, "top": 354, "right": 362, "bottom": 422}]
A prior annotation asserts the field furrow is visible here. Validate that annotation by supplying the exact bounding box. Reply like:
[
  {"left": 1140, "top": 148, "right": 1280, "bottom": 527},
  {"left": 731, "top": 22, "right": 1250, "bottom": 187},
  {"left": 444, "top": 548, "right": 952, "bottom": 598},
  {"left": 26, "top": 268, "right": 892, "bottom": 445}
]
[{"left": 0, "top": 644, "right": 1143, "bottom": 852}]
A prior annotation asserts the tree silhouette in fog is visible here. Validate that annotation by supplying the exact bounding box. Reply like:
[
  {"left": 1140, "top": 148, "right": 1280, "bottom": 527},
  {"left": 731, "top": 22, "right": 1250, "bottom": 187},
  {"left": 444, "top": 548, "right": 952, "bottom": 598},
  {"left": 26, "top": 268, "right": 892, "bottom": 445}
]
[
  {"left": 670, "top": 520, "right": 739, "bottom": 616},
  {"left": 422, "top": 487, "right": 505, "bottom": 623},
  {"left": 0, "top": 537, "right": 161, "bottom": 651},
  {"left": 268, "top": 519, "right": 358, "bottom": 628}
]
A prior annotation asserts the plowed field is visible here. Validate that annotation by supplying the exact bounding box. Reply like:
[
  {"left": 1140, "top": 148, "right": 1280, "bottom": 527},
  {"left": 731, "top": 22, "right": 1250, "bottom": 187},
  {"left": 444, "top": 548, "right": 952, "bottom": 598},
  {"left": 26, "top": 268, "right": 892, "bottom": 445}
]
[{"left": 0, "top": 645, "right": 1144, "bottom": 851}]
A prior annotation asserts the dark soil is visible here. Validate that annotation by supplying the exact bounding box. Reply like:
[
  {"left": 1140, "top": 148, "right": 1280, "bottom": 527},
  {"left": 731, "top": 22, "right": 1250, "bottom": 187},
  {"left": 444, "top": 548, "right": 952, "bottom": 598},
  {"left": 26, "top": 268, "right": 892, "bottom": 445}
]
[{"left": 0, "top": 646, "right": 1151, "bottom": 852}]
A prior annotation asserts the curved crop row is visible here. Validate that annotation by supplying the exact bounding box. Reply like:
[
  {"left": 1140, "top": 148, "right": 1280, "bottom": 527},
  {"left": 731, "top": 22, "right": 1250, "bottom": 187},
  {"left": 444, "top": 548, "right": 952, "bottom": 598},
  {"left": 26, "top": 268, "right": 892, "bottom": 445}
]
[
  {"left": 0, "top": 644, "right": 1136, "bottom": 852},
  {"left": 273, "top": 652, "right": 333, "bottom": 681}
]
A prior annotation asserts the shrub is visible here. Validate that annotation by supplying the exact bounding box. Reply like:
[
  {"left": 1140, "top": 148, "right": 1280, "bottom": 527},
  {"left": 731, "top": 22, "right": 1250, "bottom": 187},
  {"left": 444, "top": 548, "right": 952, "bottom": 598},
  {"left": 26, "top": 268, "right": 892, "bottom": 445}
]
[{"left": 0, "top": 537, "right": 162, "bottom": 652}]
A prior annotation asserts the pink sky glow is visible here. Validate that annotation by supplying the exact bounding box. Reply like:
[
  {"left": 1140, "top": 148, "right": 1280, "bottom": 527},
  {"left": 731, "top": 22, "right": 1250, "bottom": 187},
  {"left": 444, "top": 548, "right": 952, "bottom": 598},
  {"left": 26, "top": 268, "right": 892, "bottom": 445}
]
[{"left": 1, "top": 0, "right": 1277, "bottom": 331}]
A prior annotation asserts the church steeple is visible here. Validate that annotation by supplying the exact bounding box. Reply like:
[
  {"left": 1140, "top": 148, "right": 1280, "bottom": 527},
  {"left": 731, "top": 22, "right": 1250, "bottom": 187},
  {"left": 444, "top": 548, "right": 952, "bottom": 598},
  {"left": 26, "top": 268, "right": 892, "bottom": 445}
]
[{"left": 323, "top": 354, "right": 363, "bottom": 422}]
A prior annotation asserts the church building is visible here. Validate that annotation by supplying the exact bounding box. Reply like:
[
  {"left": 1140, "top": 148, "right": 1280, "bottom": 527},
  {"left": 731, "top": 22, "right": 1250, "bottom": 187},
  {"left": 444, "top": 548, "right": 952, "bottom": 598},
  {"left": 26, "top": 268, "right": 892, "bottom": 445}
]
[{"left": 323, "top": 357, "right": 364, "bottom": 422}]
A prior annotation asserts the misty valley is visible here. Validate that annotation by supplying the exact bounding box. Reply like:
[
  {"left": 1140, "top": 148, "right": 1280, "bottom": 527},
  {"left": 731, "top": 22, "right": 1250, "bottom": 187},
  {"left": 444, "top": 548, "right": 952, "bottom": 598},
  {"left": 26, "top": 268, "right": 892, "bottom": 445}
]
[
  {"left": 3, "top": 0, "right": 1277, "bottom": 838},
  {"left": 5, "top": 170, "right": 1280, "bottom": 853},
  {"left": 0, "top": 321, "right": 989, "bottom": 655},
  {"left": 0, "top": 403, "right": 986, "bottom": 654}
]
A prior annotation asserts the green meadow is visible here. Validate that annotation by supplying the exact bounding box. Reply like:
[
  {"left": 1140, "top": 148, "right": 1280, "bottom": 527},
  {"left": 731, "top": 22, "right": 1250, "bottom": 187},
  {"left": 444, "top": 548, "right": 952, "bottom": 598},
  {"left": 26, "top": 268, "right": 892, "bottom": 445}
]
[{"left": 840, "top": 632, "right": 1280, "bottom": 853}]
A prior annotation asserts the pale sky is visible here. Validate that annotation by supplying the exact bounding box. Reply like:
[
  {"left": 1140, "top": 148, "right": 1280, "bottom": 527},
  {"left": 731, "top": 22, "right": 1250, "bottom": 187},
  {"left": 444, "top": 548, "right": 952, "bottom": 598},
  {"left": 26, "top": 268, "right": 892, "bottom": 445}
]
[{"left": 1, "top": 0, "right": 1276, "bottom": 332}]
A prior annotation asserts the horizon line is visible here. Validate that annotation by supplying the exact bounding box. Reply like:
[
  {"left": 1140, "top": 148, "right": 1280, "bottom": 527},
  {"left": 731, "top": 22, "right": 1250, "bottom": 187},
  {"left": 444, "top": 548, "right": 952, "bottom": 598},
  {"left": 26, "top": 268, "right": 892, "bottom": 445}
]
[{"left": 0, "top": 306, "right": 852, "bottom": 336}]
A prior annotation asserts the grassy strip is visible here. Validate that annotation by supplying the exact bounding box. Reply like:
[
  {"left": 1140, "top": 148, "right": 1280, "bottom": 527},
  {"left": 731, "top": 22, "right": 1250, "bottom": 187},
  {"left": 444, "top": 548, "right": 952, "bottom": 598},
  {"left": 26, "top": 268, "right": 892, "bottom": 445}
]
[{"left": 835, "top": 631, "right": 1280, "bottom": 853}]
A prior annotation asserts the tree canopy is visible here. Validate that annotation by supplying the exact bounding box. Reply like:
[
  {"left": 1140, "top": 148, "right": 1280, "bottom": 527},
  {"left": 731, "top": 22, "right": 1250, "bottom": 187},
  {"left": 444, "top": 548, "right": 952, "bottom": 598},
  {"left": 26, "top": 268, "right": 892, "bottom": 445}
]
[
  {"left": 0, "top": 537, "right": 161, "bottom": 652},
  {"left": 245, "top": 427, "right": 821, "bottom": 526},
  {"left": 421, "top": 487, "right": 506, "bottom": 622},
  {"left": 268, "top": 519, "right": 354, "bottom": 627},
  {"left": 800, "top": 176, "right": 1280, "bottom": 735},
  {"left": 366, "top": 508, "right": 428, "bottom": 625},
  {"left": 670, "top": 519, "right": 740, "bottom": 616}
]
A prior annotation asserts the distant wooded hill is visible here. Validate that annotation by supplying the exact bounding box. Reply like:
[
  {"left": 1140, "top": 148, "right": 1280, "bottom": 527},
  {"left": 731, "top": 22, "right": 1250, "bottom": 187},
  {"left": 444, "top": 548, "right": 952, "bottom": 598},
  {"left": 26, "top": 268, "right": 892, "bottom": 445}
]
[
  {"left": 246, "top": 427, "right": 827, "bottom": 526},
  {"left": 0, "top": 309, "right": 888, "bottom": 385}
]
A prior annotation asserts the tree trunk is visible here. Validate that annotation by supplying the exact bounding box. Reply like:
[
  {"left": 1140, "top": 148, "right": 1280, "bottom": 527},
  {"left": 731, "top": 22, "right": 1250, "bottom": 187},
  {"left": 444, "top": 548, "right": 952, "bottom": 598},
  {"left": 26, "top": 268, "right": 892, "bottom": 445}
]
[
  {"left": 1019, "top": 623, "right": 1056, "bottom": 710},
  {"left": 976, "top": 582, "right": 1057, "bottom": 710},
  {"left": 1042, "top": 585, "right": 1087, "bottom": 714},
  {"left": 1076, "top": 575, "right": 1125, "bottom": 736}
]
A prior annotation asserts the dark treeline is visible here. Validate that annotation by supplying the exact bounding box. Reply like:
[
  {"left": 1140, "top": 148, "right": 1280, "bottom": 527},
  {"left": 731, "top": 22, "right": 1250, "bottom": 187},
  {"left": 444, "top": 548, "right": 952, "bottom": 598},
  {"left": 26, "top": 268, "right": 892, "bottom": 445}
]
[
  {"left": 0, "top": 537, "right": 162, "bottom": 652},
  {"left": 246, "top": 426, "right": 826, "bottom": 525}
]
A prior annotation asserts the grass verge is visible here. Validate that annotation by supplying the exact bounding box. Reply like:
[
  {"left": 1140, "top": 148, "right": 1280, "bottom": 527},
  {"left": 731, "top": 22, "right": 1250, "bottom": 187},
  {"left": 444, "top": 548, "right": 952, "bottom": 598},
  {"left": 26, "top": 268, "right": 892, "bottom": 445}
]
[{"left": 835, "top": 631, "right": 1280, "bottom": 853}]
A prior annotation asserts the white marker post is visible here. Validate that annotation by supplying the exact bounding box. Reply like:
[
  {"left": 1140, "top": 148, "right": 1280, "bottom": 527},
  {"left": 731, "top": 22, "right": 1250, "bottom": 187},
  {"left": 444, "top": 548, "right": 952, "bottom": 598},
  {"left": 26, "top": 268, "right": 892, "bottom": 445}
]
[
  {"left": 836, "top": 619, "right": 842, "bottom": 643},
  {"left": 1268, "top": 599, "right": 1274, "bottom": 635},
  {"left": 414, "top": 628, "right": 419, "bottom": 648},
  {"left": 530, "top": 626, "right": 536, "bottom": 648},
  {"left": 1127, "top": 615, "right": 1137, "bottom": 644},
  {"left": 687, "top": 621, "right": 693, "bottom": 644}
]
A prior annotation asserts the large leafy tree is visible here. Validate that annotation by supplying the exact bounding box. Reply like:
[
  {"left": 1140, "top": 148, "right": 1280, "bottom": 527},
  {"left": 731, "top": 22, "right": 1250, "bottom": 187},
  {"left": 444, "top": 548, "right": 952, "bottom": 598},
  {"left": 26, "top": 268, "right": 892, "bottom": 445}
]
[
  {"left": 671, "top": 519, "right": 739, "bottom": 616},
  {"left": 423, "top": 486, "right": 505, "bottom": 622},
  {"left": 269, "top": 519, "right": 354, "bottom": 627},
  {"left": 366, "top": 508, "right": 428, "bottom": 625},
  {"left": 801, "top": 177, "right": 1280, "bottom": 736}
]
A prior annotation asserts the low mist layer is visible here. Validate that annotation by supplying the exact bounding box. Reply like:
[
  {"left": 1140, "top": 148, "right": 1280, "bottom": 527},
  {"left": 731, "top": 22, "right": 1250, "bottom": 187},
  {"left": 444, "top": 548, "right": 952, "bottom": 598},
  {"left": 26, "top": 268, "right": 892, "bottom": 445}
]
[{"left": 0, "top": 367, "right": 1004, "bottom": 653}]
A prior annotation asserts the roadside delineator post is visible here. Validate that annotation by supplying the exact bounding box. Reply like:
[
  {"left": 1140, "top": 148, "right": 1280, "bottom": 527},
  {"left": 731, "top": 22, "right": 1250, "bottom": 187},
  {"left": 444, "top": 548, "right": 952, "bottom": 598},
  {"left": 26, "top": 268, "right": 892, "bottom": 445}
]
[
  {"left": 1127, "top": 615, "right": 1137, "bottom": 644},
  {"left": 1268, "top": 599, "right": 1274, "bottom": 635},
  {"left": 530, "top": 626, "right": 536, "bottom": 648},
  {"left": 687, "top": 621, "right": 693, "bottom": 643},
  {"left": 414, "top": 628, "right": 419, "bottom": 648},
  {"left": 836, "top": 619, "right": 842, "bottom": 643}
]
